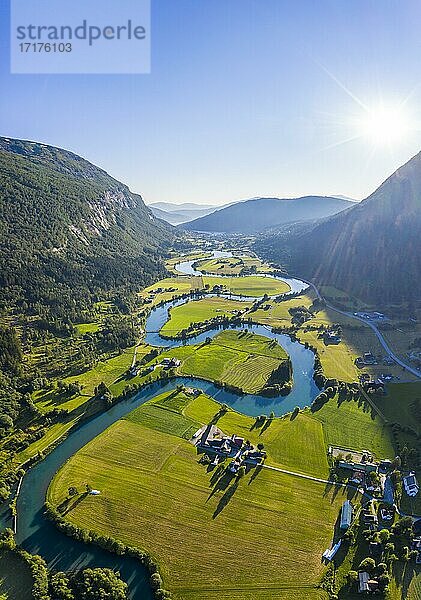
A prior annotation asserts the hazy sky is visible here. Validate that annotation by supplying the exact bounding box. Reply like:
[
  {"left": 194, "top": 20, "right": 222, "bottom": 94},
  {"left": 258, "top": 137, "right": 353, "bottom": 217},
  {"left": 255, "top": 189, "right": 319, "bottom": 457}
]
[{"left": 2, "top": 0, "right": 421, "bottom": 205}]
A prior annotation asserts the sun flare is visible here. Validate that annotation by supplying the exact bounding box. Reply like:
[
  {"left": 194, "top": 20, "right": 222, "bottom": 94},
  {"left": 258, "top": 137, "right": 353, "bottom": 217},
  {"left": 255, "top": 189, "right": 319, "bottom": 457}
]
[{"left": 356, "top": 105, "right": 411, "bottom": 144}]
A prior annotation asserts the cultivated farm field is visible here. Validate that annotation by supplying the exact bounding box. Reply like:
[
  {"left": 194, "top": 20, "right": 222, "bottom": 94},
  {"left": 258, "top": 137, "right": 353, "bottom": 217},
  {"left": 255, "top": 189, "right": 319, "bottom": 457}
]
[{"left": 48, "top": 392, "right": 352, "bottom": 600}]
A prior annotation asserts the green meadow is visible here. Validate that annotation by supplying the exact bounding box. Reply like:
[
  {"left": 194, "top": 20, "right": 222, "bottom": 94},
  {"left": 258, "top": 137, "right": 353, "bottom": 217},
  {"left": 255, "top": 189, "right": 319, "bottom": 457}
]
[
  {"left": 167, "top": 330, "right": 289, "bottom": 394},
  {"left": 160, "top": 296, "right": 251, "bottom": 336},
  {"left": 48, "top": 391, "right": 353, "bottom": 600},
  {"left": 203, "top": 275, "right": 290, "bottom": 297}
]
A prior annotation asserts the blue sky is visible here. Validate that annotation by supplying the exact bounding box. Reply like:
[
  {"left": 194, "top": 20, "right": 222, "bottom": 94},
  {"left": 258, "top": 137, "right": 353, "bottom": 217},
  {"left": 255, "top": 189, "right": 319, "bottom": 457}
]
[{"left": 2, "top": 0, "right": 421, "bottom": 205}]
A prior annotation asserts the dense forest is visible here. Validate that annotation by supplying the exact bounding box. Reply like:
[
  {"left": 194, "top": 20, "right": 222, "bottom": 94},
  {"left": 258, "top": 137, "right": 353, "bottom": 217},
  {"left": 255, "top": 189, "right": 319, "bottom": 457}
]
[{"left": 0, "top": 137, "right": 172, "bottom": 321}]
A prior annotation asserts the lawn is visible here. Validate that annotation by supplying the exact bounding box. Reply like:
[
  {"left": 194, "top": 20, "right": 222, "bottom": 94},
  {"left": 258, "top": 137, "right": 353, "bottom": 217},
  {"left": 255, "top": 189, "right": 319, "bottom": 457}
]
[
  {"left": 308, "top": 396, "right": 395, "bottom": 459},
  {"left": 194, "top": 255, "right": 272, "bottom": 275},
  {"left": 251, "top": 294, "right": 314, "bottom": 326},
  {"left": 371, "top": 382, "right": 421, "bottom": 435},
  {"left": 48, "top": 392, "right": 351, "bottom": 600},
  {"left": 125, "top": 391, "right": 200, "bottom": 439},
  {"left": 75, "top": 322, "right": 100, "bottom": 335},
  {"left": 203, "top": 275, "right": 290, "bottom": 297},
  {"left": 170, "top": 330, "right": 289, "bottom": 394},
  {"left": 160, "top": 296, "right": 251, "bottom": 337},
  {"left": 139, "top": 277, "right": 205, "bottom": 307},
  {"left": 0, "top": 550, "right": 34, "bottom": 600}
]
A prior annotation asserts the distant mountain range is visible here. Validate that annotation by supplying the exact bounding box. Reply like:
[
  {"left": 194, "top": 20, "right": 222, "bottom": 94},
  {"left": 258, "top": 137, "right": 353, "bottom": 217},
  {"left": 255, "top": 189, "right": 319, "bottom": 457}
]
[
  {"left": 149, "top": 202, "right": 219, "bottom": 225},
  {"left": 256, "top": 153, "right": 421, "bottom": 303},
  {"left": 181, "top": 196, "right": 354, "bottom": 233},
  {"left": 0, "top": 136, "right": 171, "bottom": 314}
]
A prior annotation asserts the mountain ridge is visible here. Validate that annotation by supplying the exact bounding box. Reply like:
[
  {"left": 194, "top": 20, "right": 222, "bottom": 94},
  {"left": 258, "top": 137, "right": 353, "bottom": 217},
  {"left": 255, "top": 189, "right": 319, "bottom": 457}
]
[
  {"left": 181, "top": 195, "right": 354, "bottom": 233},
  {"left": 256, "top": 150, "right": 421, "bottom": 303}
]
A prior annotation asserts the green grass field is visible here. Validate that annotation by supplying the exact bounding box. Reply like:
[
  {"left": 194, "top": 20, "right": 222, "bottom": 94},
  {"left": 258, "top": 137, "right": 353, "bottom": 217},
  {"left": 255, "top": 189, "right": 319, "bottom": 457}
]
[
  {"left": 125, "top": 391, "right": 200, "bottom": 439},
  {"left": 0, "top": 551, "right": 34, "bottom": 600},
  {"left": 172, "top": 330, "right": 289, "bottom": 394},
  {"left": 194, "top": 255, "right": 272, "bottom": 275},
  {"left": 160, "top": 296, "right": 251, "bottom": 336},
  {"left": 308, "top": 396, "right": 395, "bottom": 459},
  {"left": 203, "top": 275, "right": 290, "bottom": 297},
  {"left": 48, "top": 392, "right": 351, "bottom": 600},
  {"left": 372, "top": 382, "right": 421, "bottom": 435},
  {"left": 139, "top": 277, "right": 205, "bottom": 307},
  {"left": 251, "top": 294, "right": 314, "bottom": 326}
]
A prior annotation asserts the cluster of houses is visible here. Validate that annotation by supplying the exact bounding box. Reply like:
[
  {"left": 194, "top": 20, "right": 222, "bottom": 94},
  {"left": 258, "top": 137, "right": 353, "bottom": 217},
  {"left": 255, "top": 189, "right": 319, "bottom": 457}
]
[
  {"left": 337, "top": 454, "right": 420, "bottom": 503},
  {"left": 161, "top": 357, "right": 182, "bottom": 369},
  {"left": 355, "top": 352, "right": 377, "bottom": 367},
  {"left": 323, "top": 330, "right": 341, "bottom": 345},
  {"left": 193, "top": 424, "right": 266, "bottom": 471}
]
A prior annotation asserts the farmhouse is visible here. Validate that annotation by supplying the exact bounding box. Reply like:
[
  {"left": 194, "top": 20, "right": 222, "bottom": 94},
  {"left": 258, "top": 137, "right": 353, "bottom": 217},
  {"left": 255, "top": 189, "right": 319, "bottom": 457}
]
[
  {"left": 197, "top": 426, "right": 266, "bottom": 465},
  {"left": 338, "top": 459, "right": 378, "bottom": 474},
  {"left": 322, "top": 540, "right": 341, "bottom": 562},
  {"left": 323, "top": 330, "right": 341, "bottom": 344},
  {"left": 355, "top": 352, "right": 377, "bottom": 367}
]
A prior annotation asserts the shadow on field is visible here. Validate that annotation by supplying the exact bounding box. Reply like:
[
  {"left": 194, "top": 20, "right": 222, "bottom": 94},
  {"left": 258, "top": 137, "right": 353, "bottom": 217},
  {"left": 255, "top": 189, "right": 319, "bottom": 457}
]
[
  {"left": 207, "top": 470, "right": 234, "bottom": 501},
  {"left": 57, "top": 492, "right": 89, "bottom": 516},
  {"left": 259, "top": 419, "right": 272, "bottom": 436},
  {"left": 213, "top": 480, "right": 239, "bottom": 518},
  {"left": 248, "top": 463, "right": 264, "bottom": 485}
]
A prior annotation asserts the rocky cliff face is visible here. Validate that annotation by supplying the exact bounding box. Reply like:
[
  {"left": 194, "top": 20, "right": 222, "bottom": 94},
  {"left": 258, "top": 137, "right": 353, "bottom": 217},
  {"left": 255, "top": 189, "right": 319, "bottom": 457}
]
[{"left": 0, "top": 136, "right": 172, "bottom": 309}]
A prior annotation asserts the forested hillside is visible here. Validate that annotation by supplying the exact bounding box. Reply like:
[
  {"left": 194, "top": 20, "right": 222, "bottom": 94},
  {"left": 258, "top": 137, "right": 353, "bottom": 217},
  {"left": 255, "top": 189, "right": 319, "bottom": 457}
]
[
  {"left": 256, "top": 151, "right": 421, "bottom": 304},
  {"left": 0, "top": 137, "right": 172, "bottom": 321},
  {"left": 0, "top": 137, "right": 173, "bottom": 501}
]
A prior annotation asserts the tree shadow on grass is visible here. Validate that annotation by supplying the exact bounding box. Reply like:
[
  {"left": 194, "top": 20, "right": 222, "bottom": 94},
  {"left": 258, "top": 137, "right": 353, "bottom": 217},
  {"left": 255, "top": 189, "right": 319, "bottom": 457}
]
[
  {"left": 207, "top": 470, "right": 234, "bottom": 501},
  {"left": 58, "top": 492, "right": 89, "bottom": 516},
  {"left": 323, "top": 481, "right": 333, "bottom": 497},
  {"left": 259, "top": 419, "right": 272, "bottom": 436},
  {"left": 209, "top": 464, "right": 225, "bottom": 485},
  {"left": 248, "top": 463, "right": 264, "bottom": 485},
  {"left": 213, "top": 480, "right": 239, "bottom": 519}
]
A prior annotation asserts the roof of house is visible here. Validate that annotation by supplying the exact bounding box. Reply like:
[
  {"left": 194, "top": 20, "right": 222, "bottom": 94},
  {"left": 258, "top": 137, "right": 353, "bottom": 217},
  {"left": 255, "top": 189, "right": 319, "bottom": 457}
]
[
  {"left": 404, "top": 472, "right": 419, "bottom": 496},
  {"left": 340, "top": 500, "right": 353, "bottom": 528}
]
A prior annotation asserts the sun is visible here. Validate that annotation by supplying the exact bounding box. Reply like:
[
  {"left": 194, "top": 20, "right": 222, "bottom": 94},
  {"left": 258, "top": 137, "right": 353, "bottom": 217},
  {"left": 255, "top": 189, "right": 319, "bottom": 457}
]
[{"left": 356, "top": 105, "right": 411, "bottom": 145}]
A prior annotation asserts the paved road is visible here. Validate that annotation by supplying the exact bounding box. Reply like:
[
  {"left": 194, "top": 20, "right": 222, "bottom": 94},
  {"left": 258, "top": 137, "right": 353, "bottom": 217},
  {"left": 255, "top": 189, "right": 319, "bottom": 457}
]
[
  {"left": 259, "top": 462, "right": 421, "bottom": 519},
  {"left": 261, "top": 463, "right": 337, "bottom": 486},
  {"left": 304, "top": 280, "right": 421, "bottom": 380}
]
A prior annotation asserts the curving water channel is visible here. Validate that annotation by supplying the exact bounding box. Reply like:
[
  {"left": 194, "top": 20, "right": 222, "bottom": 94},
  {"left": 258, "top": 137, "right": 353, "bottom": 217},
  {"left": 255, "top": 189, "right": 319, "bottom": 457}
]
[{"left": 7, "top": 253, "right": 318, "bottom": 599}]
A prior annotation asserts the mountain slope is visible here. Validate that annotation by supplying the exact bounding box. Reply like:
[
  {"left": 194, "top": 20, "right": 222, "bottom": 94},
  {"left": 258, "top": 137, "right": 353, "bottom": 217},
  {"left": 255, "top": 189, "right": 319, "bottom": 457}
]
[
  {"left": 149, "top": 205, "right": 218, "bottom": 224},
  {"left": 181, "top": 196, "right": 354, "bottom": 233},
  {"left": 258, "top": 152, "right": 421, "bottom": 303},
  {"left": 0, "top": 137, "right": 172, "bottom": 316}
]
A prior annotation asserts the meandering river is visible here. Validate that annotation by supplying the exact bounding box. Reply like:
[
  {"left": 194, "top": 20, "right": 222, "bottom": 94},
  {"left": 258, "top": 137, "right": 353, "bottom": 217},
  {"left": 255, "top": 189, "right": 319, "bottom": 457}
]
[{"left": 7, "top": 253, "right": 318, "bottom": 599}]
